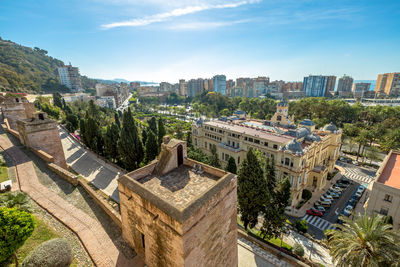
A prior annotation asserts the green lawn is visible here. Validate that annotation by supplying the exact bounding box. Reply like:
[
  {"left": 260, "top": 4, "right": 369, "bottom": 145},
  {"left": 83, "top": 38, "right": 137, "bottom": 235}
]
[
  {"left": 6, "top": 217, "right": 60, "bottom": 266},
  {"left": 237, "top": 217, "right": 292, "bottom": 250},
  {"left": 0, "top": 166, "right": 8, "bottom": 183}
]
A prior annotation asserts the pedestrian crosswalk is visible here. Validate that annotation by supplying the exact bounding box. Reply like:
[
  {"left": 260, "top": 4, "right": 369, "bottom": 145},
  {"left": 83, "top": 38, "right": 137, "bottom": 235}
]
[
  {"left": 302, "top": 214, "right": 335, "bottom": 231},
  {"left": 344, "top": 172, "right": 374, "bottom": 184}
]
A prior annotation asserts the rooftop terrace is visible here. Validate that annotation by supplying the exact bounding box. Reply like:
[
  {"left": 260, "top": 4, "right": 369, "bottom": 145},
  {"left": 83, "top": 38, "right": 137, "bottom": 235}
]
[
  {"left": 377, "top": 151, "right": 400, "bottom": 189},
  {"left": 137, "top": 164, "right": 219, "bottom": 210}
]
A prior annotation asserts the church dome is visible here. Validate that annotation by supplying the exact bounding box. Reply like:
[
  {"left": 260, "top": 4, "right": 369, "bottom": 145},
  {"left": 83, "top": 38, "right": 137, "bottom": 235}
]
[
  {"left": 323, "top": 122, "right": 338, "bottom": 133},
  {"left": 299, "top": 119, "right": 315, "bottom": 126},
  {"left": 285, "top": 139, "right": 303, "bottom": 154},
  {"left": 296, "top": 127, "right": 310, "bottom": 138}
]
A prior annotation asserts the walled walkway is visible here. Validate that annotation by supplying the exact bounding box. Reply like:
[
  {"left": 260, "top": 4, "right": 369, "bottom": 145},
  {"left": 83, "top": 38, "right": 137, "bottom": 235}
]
[
  {"left": 0, "top": 134, "right": 143, "bottom": 267},
  {"left": 59, "top": 127, "right": 121, "bottom": 202}
]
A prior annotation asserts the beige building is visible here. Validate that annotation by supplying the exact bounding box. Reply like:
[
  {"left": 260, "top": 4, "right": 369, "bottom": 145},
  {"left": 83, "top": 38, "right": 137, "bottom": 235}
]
[
  {"left": 118, "top": 137, "right": 237, "bottom": 267},
  {"left": 365, "top": 150, "right": 400, "bottom": 230},
  {"left": 192, "top": 102, "right": 342, "bottom": 208},
  {"left": 375, "top": 72, "right": 400, "bottom": 97}
]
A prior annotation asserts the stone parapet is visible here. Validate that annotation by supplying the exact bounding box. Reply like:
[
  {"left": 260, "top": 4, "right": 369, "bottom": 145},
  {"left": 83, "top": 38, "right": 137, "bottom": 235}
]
[{"left": 47, "top": 163, "right": 78, "bottom": 186}]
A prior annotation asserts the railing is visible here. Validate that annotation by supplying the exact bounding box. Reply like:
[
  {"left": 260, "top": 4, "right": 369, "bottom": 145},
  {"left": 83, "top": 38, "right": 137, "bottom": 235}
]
[{"left": 218, "top": 142, "right": 242, "bottom": 152}]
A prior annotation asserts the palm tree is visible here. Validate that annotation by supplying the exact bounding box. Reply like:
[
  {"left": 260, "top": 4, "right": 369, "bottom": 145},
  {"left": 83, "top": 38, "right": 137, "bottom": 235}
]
[{"left": 326, "top": 213, "right": 400, "bottom": 267}]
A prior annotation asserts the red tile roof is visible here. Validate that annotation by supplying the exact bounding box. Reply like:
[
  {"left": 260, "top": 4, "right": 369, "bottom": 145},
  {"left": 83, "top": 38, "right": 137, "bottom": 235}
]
[{"left": 377, "top": 151, "right": 400, "bottom": 189}]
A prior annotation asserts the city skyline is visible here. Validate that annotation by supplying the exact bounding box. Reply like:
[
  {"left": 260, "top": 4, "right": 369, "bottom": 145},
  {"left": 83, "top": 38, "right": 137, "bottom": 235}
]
[{"left": 1, "top": 0, "right": 399, "bottom": 82}]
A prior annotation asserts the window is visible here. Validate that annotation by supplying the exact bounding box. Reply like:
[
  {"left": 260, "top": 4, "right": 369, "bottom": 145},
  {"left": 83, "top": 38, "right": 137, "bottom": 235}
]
[
  {"left": 205, "top": 142, "right": 207, "bottom": 148},
  {"left": 264, "top": 142, "right": 268, "bottom": 147},
  {"left": 284, "top": 158, "right": 290, "bottom": 166},
  {"left": 384, "top": 194, "right": 393, "bottom": 203},
  {"left": 248, "top": 138, "right": 253, "bottom": 142},
  {"left": 238, "top": 157, "right": 240, "bottom": 164},
  {"left": 254, "top": 139, "right": 260, "bottom": 144},
  {"left": 380, "top": 207, "right": 389, "bottom": 216},
  {"left": 225, "top": 154, "right": 229, "bottom": 161},
  {"left": 273, "top": 144, "right": 278, "bottom": 149},
  {"left": 244, "top": 137, "right": 248, "bottom": 141},
  {"left": 290, "top": 162, "right": 293, "bottom": 167}
]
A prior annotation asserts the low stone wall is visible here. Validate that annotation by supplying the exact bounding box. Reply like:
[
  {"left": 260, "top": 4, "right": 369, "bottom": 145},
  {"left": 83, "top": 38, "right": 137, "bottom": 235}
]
[
  {"left": 237, "top": 229, "right": 310, "bottom": 267},
  {"left": 2, "top": 119, "right": 20, "bottom": 138},
  {"left": 78, "top": 178, "right": 122, "bottom": 229},
  {"left": 31, "top": 148, "right": 54, "bottom": 163},
  {"left": 47, "top": 163, "right": 78, "bottom": 186},
  {"left": 7, "top": 128, "right": 20, "bottom": 138},
  {"left": 126, "top": 161, "right": 157, "bottom": 180},
  {"left": 184, "top": 158, "right": 228, "bottom": 177}
]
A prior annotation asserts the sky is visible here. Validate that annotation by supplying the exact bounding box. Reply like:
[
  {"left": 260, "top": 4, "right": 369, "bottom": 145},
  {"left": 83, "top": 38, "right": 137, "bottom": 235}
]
[{"left": 1, "top": 0, "right": 399, "bottom": 83}]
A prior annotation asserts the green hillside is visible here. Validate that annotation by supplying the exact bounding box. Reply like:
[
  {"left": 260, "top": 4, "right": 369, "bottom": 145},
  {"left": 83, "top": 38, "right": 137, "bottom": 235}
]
[{"left": 0, "top": 37, "right": 96, "bottom": 93}]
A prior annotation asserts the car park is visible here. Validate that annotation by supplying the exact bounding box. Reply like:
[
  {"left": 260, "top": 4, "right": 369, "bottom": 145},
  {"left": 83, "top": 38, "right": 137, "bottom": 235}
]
[
  {"left": 343, "top": 205, "right": 353, "bottom": 216},
  {"left": 307, "top": 208, "right": 323, "bottom": 217},
  {"left": 335, "top": 182, "right": 348, "bottom": 188}
]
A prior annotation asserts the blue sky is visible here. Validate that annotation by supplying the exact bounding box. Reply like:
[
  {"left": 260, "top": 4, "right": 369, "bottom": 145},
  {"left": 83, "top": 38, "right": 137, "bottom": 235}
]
[{"left": 1, "top": 0, "right": 399, "bottom": 82}]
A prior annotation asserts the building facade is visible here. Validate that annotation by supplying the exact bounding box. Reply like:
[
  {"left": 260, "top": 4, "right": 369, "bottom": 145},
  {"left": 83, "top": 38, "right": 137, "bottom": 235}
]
[
  {"left": 303, "top": 75, "right": 331, "bottom": 97},
  {"left": 58, "top": 64, "right": 83, "bottom": 92},
  {"left": 352, "top": 82, "right": 371, "bottom": 98},
  {"left": 213, "top": 75, "right": 227, "bottom": 95},
  {"left": 365, "top": 150, "right": 400, "bottom": 230},
  {"left": 192, "top": 103, "right": 342, "bottom": 208},
  {"left": 187, "top": 78, "right": 205, "bottom": 98},
  {"left": 375, "top": 72, "right": 400, "bottom": 97},
  {"left": 337, "top": 75, "right": 354, "bottom": 93},
  {"left": 118, "top": 137, "right": 237, "bottom": 267}
]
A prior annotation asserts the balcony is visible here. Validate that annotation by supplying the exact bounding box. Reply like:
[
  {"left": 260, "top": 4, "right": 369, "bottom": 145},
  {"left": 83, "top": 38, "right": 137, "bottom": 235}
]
[{"left": 219, "top": 142, "right": 242, "bottom": 153}]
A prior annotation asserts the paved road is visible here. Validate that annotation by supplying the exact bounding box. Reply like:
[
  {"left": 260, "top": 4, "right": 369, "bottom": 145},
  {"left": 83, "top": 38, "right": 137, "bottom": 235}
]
[{"left": 59, "top": 127, "right": 122, "bottom": 202}]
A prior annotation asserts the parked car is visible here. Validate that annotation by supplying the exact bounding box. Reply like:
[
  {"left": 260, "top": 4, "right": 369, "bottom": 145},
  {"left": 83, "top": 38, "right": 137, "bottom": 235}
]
[
  {"left": 316, "top": 200, "right": 331, "bottom": 208},
  {"left": 323, "top": 193, "right": 334, "bottom": 200},
  {"left": 307, "top": 208, "right": 323, "bottom": 217},
  {"left": 329, "top": 187, "right": 342, "bottom": 194},
  {"left": 314, "top": 205, "right": 326, "bottom": 213},
  {"left": 328, "top": 191, "right": 340, "bottom": 198},
  {"left": 354, "top": 191, "right": 363, "bottom": 198},
  {"left": 338, "top": 177, "right": 351, "bottom": 184},
  {"left": 352, "top": 160, "right": 359, "bottom": 166},
  {"left": 357, "top": 185, "right": 366, "bottom": 192},
  {"left": 320, "top": 196, "right": 333, "bottom": 203},
  {"left": 343, "top": 205, "right": 353, "bottom": 216},
  {"left": 347, "top": 198, "right": 356, "bottom": 208}
]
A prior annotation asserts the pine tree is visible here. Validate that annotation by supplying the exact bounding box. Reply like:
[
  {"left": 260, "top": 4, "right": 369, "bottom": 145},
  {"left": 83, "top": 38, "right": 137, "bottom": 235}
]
[
  {"left": 104, "top": 123, "right": 120, "bottom": 162},
  {"left": 157, "top": 117, "right": 166, "bottom": 145},
  {"left": 52, "top": 92, "right": 63, "bottom": 109},
  {"left": 209, "top": 144, "right": 221, "bottom": 168},
  {"left": 145, "top": 130, "right": 159, "bottom": 162},
  {"left": 225, "top": 156, "right": 237, "bottom": 174},
  {"left": 119, "top": 108, "right": 144, "bottom": 171},
  {"left": 237, "top": 148, "right": 267, "bottom": 230}
]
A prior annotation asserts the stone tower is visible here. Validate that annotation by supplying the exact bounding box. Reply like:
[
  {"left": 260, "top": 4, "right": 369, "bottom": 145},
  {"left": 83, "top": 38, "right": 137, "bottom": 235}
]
[
  {"left": 0, "top": 95, "right": 35, "bottom": 130},
  {"left": 17, "top": 112, "right": 67, "bottom": 169},
  {"left": 118, "top": 137, "right": 238, "bottom": 267},
  {"left": 270, "top": 100, "right": 294, "bottom": 126}
]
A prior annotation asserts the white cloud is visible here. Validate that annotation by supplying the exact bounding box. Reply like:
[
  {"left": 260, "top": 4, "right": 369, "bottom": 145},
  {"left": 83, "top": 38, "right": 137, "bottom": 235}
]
[
  {"left": 101, "top": 0, "right": 260, "bottom": 29},
  {"left": 167, "top": 19, "right": 251, "bottom": 30}
]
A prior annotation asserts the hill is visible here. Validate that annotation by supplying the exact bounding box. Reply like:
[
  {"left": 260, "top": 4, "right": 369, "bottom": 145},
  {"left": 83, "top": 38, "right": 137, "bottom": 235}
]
[{"left": 0, "top": 37, "right": 97, "bottom": 93}]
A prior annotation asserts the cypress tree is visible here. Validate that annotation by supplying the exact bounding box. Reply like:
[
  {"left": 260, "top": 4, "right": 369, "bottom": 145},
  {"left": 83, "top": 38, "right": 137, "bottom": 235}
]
[
  {"left": 119, "top": 108, "right": 144, "bottom": 171},
  {"left": 186, "top": 131, "right": 193, "bottom": 148},
  {"left": 142, "top": 128, "right": 148, "bottom": 145},
  {"left": 209, "top": 144, "right": 221, "bottom": 168},
  {"left": 84, "top": 116, "right": 99, "bottom": 150},
  {"left": 79, "top": 119, "right": 86, "bottom": 143},
  {"left": 145, "top": 130, "right": 159, "bottom": 162},
  {"left": 265, "top": 157, "right": 277, "bottom": 199},
  {"left": 157, "top": 118, "right": 166, "bottom": 145},
  {"left": 104, "top": 123, "right": 120, "bottom": 162},
  {"left": 225, "top": 156, "right": 237, "bottom": 174},
  {"left": 237, "top": 148, "right": 267, "bottom": 230},
  {"left": 52, "top": 92, "right": 63, "bottom": 109},
  {"left": 148, "top": 117, "right": 157, "bottom": 135},
  {"left": 114, "top": 112, "right": 121, "bottom": 129}
]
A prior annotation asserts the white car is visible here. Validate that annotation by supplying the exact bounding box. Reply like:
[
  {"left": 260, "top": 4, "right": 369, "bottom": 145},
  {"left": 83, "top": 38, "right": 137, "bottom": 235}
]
[
  {"left": 320, "top": 196, "right": 332, "bottom": 203},
  {"left": 352, "top": 160, "right": 359, "bottom": 166}
]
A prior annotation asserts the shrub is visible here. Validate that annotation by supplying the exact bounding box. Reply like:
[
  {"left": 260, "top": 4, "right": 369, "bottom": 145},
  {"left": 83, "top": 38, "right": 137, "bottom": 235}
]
[
  {"left": 302, "top": 189, "right": 312, "bottom": 201},
  {"left": 295, "top": 219, "right": 308, "bottom": 233},
  {"left": 293, "top": 243, "right": 305, "bottom": 257},
  {"left": 22, "top": 238, "right": 72, "bottom": 267},
  {"left": 0, "top": 207, "right": 35, "bottom": 264}
]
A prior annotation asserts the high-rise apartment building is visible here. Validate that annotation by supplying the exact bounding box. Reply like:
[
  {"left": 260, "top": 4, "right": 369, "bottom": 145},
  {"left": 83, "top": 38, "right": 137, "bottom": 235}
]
[
  {"left": 283, "top": 82, "right": 303, "bottom": 92},
  {"left": 187, "top": 78, "right": 205, "bottom": 98},
  {"left": 303, "top": 75, "right": 331, "bottom": 97},
  {"left": 213, "top": 75, "right": 226, "bottom": 95},
  {"left": 58, "top": 64, "right": 83, "bottom": 92},
  {"left": 226, "top": 79, "right": 235, "bottom": 97},
  {"left": 326, "top": 76, "right": 337, "bottom": 93},
  {"left": 375, "top": 72, "right": 400, "bottom": 97},
  {"left": 179, "top": 79, "right": 187, "bottom": 96},
  {"left": 337, "top": 75, "right": 353, "bottom": 92},
  {"left": 352, "top": 82, "right": 371, "bottom": 93}
]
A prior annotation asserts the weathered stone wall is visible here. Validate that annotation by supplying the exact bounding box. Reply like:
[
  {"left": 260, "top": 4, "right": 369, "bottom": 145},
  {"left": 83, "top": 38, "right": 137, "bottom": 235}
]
[
  {"left": 2, "top": 104, "right": 27, "bottom": 130},
  {"left": 182, "top": 176, "right": 238, "bottom": 267},
  {"left": 17, "top": 120, "right": 67, "bottom": 169},
  {"left": 47, "top": 163, "right": 78, "bottom": 186},
  {"left": 119, "top": 181, "right": 184, "bottom": 266},
  {"left": 31, "top": 148, "right": 54, "bottom": 163}
]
